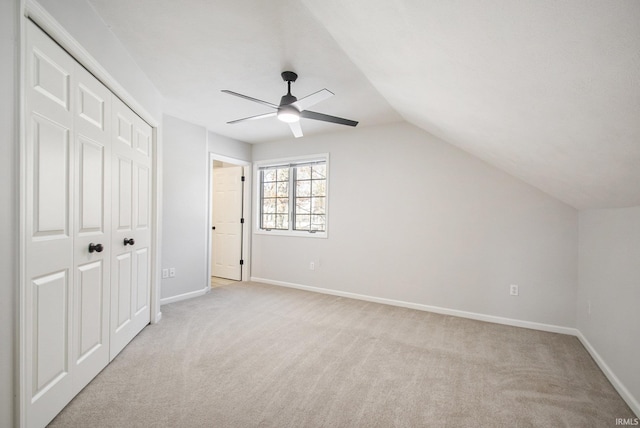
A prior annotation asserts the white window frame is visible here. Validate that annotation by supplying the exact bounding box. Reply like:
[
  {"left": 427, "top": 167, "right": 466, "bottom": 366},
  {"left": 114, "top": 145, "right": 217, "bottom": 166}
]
[{"left": 254, "top": 154, "right": 329, "bottom": 238}]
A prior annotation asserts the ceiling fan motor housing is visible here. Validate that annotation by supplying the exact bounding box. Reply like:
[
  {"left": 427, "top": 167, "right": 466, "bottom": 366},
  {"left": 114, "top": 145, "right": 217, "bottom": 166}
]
[
  {"left": 281, "top": 71, "right": 298, "bottom": 82},
  {"left": 280, "top": 93, "right": 297, "bottom": 107}
]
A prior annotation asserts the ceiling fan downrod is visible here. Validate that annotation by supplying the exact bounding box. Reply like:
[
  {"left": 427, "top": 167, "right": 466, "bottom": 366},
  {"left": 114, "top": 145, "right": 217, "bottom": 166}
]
[{"left": 280, "top": 71, "right": 298, "bottom": 106}]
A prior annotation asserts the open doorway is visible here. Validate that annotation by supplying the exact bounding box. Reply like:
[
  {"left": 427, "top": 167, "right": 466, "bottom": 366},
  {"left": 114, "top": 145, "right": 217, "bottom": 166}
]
[{"left": 208, "top": 154, "right": 251, "bottom": 288}]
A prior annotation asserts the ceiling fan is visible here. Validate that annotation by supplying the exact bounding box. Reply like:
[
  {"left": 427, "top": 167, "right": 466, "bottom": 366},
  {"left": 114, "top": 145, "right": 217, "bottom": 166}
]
[{"left": 222, "top": 71, "right": 358, "bottom": 138}]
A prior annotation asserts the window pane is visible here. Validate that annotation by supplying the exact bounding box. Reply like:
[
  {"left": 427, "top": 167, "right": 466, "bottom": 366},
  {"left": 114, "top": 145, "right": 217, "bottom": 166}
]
[
  {"left": 296, "top": 197, "right": 311, "bottom": 214},
  {"left": 296, "top": 166, "right": 311, "bottom": 180},
  {"left": 276, "top": 181, "right": 288, "bottom": 197},
  {"left": 296, "top": 180, "right": 311, "bottom": 197},
  {"left": 311, "top": 165, "right": 326, "bottom": 179},
  {"left": 263, "top": 169, "right": 277, "bottom": 182},
  {"left": 275, "top": 214, "right": 289, "bottom": 229},
  {"left": 276, "top": 197, "right": 289, "bottom": 214},
  {"left": 262, "top": 198, "right": 275, "bottom": 214},
  {"left": 311, "top": 197, "right": 325, "bottom": 214},
  {"left": 311, "top": 180, "right": 326, "bottom": 197},
  {"left": 295, "top": 215, "right": 310, "bottom": 230},
  {"left": 276, "top": 168, "right": 289, "bottom": 181},
  {"left": 262, "top": 214, "right": 275, "bottom": 229},
  {"left": 311, "top": 215, "right": 325, "bottom": 231},
  {"left": 263, "top": 182, "right": 276, "bottom": 198}
]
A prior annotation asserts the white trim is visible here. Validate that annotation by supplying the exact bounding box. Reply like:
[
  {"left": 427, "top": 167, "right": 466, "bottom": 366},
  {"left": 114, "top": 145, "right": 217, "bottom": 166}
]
[
  {"left": 576, "top": 331, "right": 640, "bottom": 417},
  {"left": 250, "top": 277, "right": 578, "bottom": 336},
  {"left": 151, "top": 124, "right": 163, "bottom": 324},
  {"left": 209, "top": 153, "right": 250, "bottom": 166},
  {"left": 18, "top": 2, "right": 27, "bottom": 426},
  {"left": 253, "top": 153, "right": 330, "bottom": 239},
  {"left": 160, "top": 287, "right": 209, "bottom": 306},
  {"left": 207, "top": 152, "right": 252, "bottom": 284}
]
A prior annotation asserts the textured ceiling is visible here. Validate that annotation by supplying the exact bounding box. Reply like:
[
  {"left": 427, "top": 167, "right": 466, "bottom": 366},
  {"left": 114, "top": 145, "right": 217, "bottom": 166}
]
[
  {"left": 89, "top": 0, "right": 640, "bottom": 209},
  {"left": 88, "top": 0, "right": 402, "bottom": 143}
]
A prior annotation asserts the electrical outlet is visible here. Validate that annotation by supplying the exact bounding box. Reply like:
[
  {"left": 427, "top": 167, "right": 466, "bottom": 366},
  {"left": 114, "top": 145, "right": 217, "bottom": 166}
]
[
  {"left": 510, "top": 284, "right": 519, "bottom": 296},
  {"left": 169, "top": 268, "right": 176, "bottom": 278},
  {"left": 309, "top": 262, "right": 315, "bottom": 271},
  {"left": 162, "top": 269, "right": 169, "bottom": 279}
]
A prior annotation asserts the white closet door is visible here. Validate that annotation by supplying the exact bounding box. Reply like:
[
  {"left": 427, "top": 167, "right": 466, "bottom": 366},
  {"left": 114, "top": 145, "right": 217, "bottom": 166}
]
[
  {"left": 25, "top": 21, "right": 77, "bottom": 428},
  {"left": 71, "top": 64, "right": 112, "bottom": 394},
  {"left": 25, "top": 20, "right": 154, "bottom": 427},
  {"left": 110, "top": 96, "right": 152, "bottom": 360}
]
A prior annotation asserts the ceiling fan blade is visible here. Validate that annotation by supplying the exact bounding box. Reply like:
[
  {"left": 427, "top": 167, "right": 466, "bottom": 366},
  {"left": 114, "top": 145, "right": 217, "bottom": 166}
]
[
  {"left": 291, "top": 89, "right": 334, "bottom": 111},
  {"left": 221, "top": 90, "right": 278, "bottom": 109},
  {"left": 288, "top": 121, "right": 303, "bottom": 138},
  {"left": 300, "top": 110, "right": 358, "bottom": 127},
  {"left": 227, "top": 112, "right": 277, "bottom": 124}
]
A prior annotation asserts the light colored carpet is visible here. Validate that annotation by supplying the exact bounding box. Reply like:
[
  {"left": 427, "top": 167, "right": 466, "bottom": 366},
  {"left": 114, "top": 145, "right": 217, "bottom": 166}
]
[
  {"left": 211, "top": 276, "right": 238, "bottom": 288},
  {"left": 49, "top": 282, "right": 634, "bottom": 427}
]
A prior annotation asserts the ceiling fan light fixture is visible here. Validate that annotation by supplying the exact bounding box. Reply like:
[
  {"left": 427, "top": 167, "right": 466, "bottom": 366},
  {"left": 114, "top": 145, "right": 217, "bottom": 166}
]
[
  {"left": 277, "top": 105, "right": 300, "bottom": 123},
  {"left": 223, "top": 71, "right": 358, "bottom": 138}
]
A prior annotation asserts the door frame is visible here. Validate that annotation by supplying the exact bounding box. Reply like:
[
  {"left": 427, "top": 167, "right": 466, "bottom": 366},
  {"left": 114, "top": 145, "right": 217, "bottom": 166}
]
[
  {"left": 207, "top": 152, "right": 252, "bottom": 285},
  {"left": 18, "top": 3, "right": 163, "bottom": 426}
]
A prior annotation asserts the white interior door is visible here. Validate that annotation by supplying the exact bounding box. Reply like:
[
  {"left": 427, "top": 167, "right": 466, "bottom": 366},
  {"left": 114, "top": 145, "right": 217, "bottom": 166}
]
[
  {"left": 211, "top": 166, "right": 243, "bottom": 281},
  {"left": 71, "top": 62, "right": 112, "bottom": 394},
  {"left": 110, "top": 96, "right": 152, "bottom": 360},
  {"left": 25, "top": 20, "right": 112, "bottom": 427},
  {"left": 25, "top": 21, "right": 76, "bottom": 428},
  {"left": 24, "top": 19, "right": 154, "bottom": 427}
]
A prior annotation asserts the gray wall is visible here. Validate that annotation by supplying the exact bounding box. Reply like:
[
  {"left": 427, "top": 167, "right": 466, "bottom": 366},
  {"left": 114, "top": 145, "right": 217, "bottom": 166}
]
[
  {"left": 161, "top": 115, "right": 251, "bottom": 301},
  {"left": 161, "top": 115, "right": 209, "bottom": 299},
  {"left": 578, "top": 207, "right": 640, "bottom": 411},
  {"left": 208, "top": 130, "right": 252, "bottom": 161},
  {"left": 1, "top": 1, "right": 18, "bottom": 426},
  {"left": 252, "top": 122, "right": 579, "bottom": 328}
]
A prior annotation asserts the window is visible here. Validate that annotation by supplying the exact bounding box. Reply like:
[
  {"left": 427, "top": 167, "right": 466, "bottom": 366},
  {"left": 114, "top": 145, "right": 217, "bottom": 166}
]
[{"left": 257, "top": 156, "right": 328, "bottom": 236}]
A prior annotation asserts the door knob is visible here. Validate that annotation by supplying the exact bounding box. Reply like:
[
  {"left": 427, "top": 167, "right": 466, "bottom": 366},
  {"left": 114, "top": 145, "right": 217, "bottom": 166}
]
[
  {"left": 88, "top": 243, "right": 104, "bottom": 253},
  {"left": 124, "top": 238, "right": 135, "bottom": 246},
  {"left": 212, "top": 226, "right": 216, "bottom": 230}
]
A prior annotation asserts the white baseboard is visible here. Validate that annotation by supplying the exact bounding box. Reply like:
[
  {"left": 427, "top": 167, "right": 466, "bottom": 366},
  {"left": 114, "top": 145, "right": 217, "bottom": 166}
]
[
  {"left": 251, "top": 276, "right": 639, "bottom": 416},
  {"left": 250, "top": 277, "right": 577, "bottom": 335},
  {"left": 160, "top": 286, "right": 209, "bottom": 305},
  {"left": 576, "top": 331, "right": 640, "bottom": 417},
  {"left": 152, "top": 311, "right": 162, "bottom": 324}
]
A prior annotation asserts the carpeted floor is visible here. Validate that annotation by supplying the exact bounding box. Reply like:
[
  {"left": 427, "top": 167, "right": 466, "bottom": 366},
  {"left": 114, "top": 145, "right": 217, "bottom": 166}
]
[{"left": 49, "top": 281, "right": 634, "bottom": 427}]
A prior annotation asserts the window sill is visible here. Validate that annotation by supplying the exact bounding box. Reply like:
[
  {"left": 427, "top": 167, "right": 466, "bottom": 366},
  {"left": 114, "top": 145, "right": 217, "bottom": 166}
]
[{"left": 253, "top": 229, "right": 328, "bottom": 239}]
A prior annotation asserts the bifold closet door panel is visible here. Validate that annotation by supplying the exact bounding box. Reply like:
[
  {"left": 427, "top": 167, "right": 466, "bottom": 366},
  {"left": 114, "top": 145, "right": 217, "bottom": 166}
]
[
  {"left": 25, "top": 20, "right": 115, "bottom": 427},
  {"left": 25, "top": 20, "right": 77, "bottom": 428},
  {"left": 25, "top": 19, "right": 154, "bottom": 427},
  {"left": 71, "top": 64, "right": 112, "bottom": 395},
  {"left": 110, "top": 96, "right": 152, "bottom": 361}
]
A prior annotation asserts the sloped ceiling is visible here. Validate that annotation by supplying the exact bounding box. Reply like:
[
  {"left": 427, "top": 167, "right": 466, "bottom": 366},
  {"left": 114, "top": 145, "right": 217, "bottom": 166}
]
[{"left": 88, "top": 0, "right": 640, "bottom": 209}]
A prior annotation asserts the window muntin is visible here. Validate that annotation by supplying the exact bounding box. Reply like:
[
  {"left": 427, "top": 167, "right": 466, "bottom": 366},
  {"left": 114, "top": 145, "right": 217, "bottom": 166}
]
[
  {"left": 258, "top": 157, "right": 328, "bottom": 235},
  {"left": 260, "top": 167, "right": 289, "bottom": 230},
  {"left": 293, "top": 164, "right": 326, "bottom": 232}
]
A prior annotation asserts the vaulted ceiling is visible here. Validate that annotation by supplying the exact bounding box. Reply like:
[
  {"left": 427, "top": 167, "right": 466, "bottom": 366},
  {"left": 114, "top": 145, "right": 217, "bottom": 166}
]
[{"left": 88, "top": 0, "right": 640, "bottom": 209}]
